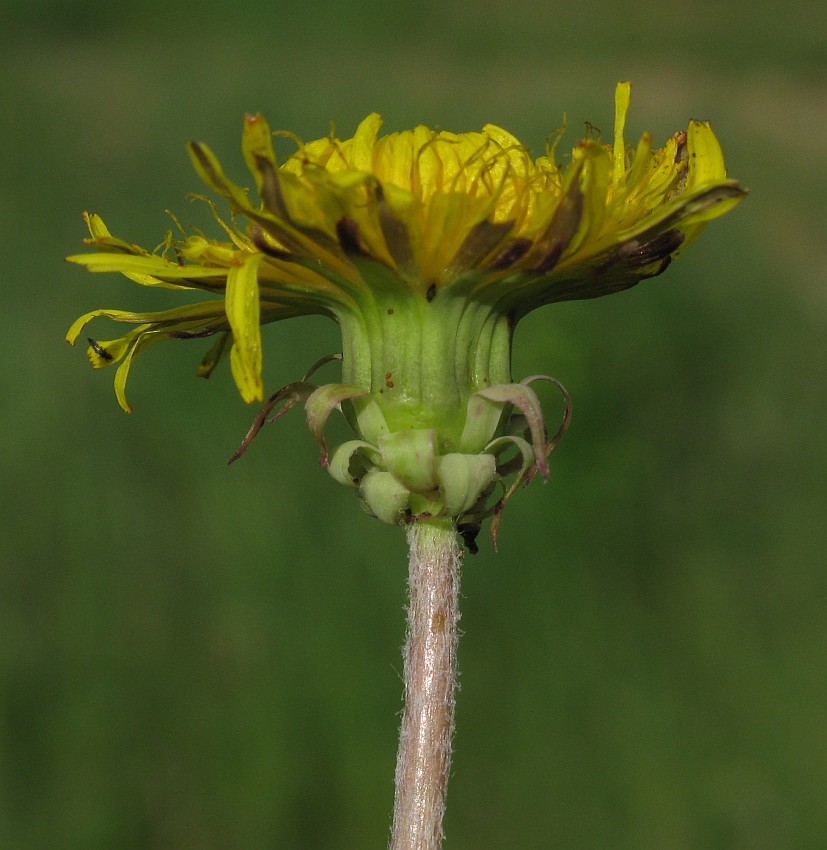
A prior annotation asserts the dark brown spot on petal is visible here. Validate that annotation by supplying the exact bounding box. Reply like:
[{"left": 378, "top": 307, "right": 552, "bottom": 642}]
[
  {"left": 376, "top": 185, "right": 415, "bottom": 272},
  {"left": 336, "top": 218, "right": 366, "bottom": 256},
  {"left": 426, "top": 283, "right": 437, "bottom": 302},
  {"left": 534, "top": 242, "right": 567, "bottom": 274},
  {"left": 618, "top": 229, "right": 685, "bottom": 268},
  {"left": 641, "top": 255, "right": 673, "bottom": 279},
  {"left": 254, "top": 153, "right": 289, "bottom": 218},
  {"left": 490, "top": 238, "right": 532, "bottom": 270},
  {"left": 448, "top": 219, "right": 514, "bottom": 275}
]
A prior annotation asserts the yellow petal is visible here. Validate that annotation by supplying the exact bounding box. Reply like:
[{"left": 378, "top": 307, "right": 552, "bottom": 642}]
[
  {"left": 82, "top": 211, "right": 112, "bottom": 239},
  {"left": 66, "top": 252, "right": 227, "bottom": 289},
  {"left": 241, "top": 112, "right": 278, "bottom": 200},
  {"left": 113, "top": 331, "right": 161, "bottom": 413},
  {"left": 612, "top": 81, "right": 632, "bottom": 184},
  {"left": 686, "top": 119, "right": 727, "bottom": 187},
  {"left": 225, "top": 253, "right": 264, "bottom": 403},
  {"left": 350, "top": 113, "right": 383, "bottom": 172}
]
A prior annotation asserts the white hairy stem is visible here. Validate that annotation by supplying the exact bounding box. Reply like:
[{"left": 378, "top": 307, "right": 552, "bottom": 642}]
[{"left": 389, "top": 520, "right": 462, "bottom": 850}]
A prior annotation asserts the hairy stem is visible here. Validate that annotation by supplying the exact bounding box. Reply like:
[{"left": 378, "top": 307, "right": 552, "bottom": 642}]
[{"left": 390, "top": 519, "right": 462, "bottom": 850}]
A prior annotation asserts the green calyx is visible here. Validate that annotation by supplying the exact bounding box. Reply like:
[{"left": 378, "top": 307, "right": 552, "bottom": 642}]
[
  {"left": 230, "top": 281, "right": 571, "bottom": 549},
  {"left": 324, "top": 372, "right": 569, "bottom": 548},
  {"left": 334, "top": 265, "right": 515, "bottom": 447}
]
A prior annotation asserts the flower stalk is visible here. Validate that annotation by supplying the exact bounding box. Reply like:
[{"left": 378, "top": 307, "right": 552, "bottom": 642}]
[{"left": 391, "top": 519, "right": 462, "bottom": 850}]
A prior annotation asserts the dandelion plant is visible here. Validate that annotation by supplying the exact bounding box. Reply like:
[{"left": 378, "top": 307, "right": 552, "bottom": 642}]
[{"left": 67, "top": 82, "right": 744, "bottom": 849}]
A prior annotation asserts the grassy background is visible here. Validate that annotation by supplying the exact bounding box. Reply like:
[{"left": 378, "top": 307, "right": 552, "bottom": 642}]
[{"left": 2, "top": 0, "right": 826, "bottom": 847}]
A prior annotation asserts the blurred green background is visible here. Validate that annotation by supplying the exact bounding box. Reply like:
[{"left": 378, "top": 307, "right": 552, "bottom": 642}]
[{"left": 2, "top": 0, "right": 825, "bottom": 847}]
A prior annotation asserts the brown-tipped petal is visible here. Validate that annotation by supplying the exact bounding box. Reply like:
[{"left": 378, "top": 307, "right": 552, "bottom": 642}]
[
  {"left": 253, "top": 152, "right": 291, "bottom": 219},
  {"left": 446, "top": 219, "right": 515, "bottom": 276},
  {"left": 376, "top": 187, "right": 416, "bottom": 276},
  {"left": 529, "top": 161, "right": 585, "bottom": 273},
  {"left": 604, "top": 228, "right": 686, "bottom": 272}
]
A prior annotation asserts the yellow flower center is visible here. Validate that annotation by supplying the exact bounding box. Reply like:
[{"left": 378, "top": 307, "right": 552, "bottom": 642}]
[{"left": 275, "top": 114, "right": 567, "bottom": 283}]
